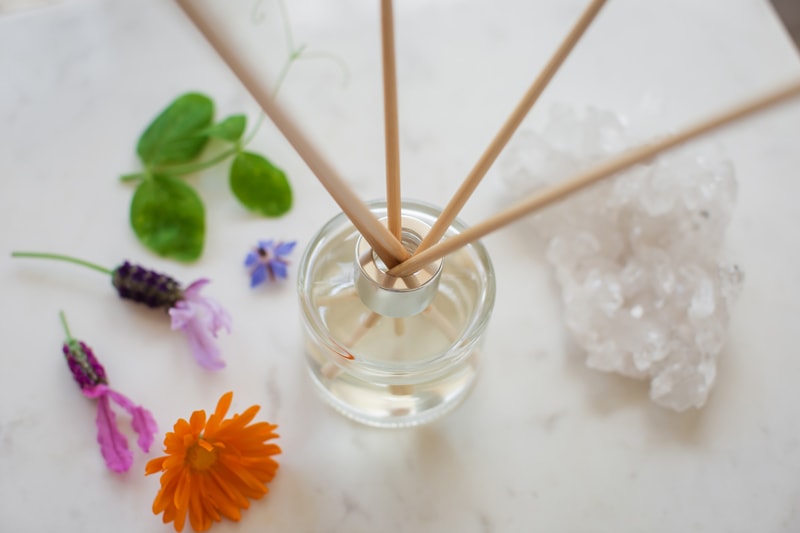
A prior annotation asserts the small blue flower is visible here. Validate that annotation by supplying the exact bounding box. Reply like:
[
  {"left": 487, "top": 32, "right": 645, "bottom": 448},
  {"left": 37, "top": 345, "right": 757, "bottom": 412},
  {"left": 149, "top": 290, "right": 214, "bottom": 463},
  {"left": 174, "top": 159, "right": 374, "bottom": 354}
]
[{"left": 244, "top": 240, "right": 297, "bottom": 288}]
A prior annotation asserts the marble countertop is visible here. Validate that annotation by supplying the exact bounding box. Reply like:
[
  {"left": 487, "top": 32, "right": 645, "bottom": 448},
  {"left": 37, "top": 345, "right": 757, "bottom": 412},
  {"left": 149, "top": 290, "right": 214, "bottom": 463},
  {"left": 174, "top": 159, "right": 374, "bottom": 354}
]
[{"left": 2, "top": 0, "right": 800, "bottom": 531}]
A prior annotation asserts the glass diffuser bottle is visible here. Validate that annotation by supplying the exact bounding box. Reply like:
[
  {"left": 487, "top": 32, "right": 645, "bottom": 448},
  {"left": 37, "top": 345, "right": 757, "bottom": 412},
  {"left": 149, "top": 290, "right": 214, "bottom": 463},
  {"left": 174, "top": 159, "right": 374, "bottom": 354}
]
[{"left": 298, "top": 200, "right": 495, "bottom": 428}]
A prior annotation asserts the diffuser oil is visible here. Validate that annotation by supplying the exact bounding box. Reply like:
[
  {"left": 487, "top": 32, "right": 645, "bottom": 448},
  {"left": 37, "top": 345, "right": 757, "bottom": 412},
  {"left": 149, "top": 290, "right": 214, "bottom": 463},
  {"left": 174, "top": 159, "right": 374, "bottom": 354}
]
[{"left": 298, "top": 200, "right": 495, "bottom": 427}]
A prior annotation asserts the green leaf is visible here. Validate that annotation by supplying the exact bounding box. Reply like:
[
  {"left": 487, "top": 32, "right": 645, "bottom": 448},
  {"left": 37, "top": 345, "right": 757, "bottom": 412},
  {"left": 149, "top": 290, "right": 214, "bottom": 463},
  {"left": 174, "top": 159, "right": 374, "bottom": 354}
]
[
  {"left": 202, "top": 114, "right": 247, "bottom": 142},
  {"left": 229, "top": 152, "right": 293, "bottom": 217},
  {"left": 130, "top": 175, "right": 205, "bottom": 261},
  {"left": 137, "top": 93, "right": 214, "bottom": 167}
]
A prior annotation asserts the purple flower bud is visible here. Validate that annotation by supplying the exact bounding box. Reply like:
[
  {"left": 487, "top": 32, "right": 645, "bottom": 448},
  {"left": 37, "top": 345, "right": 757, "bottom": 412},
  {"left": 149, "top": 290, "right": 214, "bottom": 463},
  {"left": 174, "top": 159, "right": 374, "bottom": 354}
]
[
  {"left": 63, "top": 340, "right": 108, "bottom": 390},
  {"left": 111, "top": 261, "right": 183, "bottom": 309}
]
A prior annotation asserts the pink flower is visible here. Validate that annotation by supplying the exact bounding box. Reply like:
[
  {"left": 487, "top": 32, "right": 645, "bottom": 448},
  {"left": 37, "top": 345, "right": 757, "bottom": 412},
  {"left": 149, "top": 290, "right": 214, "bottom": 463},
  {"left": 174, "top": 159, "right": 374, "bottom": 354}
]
[
  {"left": 82, "top": 385, "right": 158, "bottom": 473},
  {"left": 61, "top": 312, "right": 158, "bottom": 473},
  {"left": 168, "top": 279, "right": 232, "bottom": 370}
]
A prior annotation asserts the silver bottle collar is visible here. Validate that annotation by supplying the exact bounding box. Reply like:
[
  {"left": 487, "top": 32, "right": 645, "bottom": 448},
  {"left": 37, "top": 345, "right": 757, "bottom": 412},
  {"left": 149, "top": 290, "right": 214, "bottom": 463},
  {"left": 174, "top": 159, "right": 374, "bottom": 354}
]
[{"left": 354, "top": 215, "right": 443, "bottom": 318}]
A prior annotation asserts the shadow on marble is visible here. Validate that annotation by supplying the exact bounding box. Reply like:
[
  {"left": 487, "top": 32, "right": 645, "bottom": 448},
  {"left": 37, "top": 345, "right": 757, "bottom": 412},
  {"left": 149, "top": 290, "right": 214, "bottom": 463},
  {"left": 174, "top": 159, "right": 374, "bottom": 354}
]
[{"left": 561, "top": 334, "right": 710, "bottom": 446}]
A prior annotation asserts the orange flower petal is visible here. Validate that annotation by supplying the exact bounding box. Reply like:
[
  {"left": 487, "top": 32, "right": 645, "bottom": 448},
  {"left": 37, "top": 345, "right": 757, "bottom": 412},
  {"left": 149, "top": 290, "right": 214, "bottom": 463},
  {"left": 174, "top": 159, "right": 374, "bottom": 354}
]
[
  {"left": 214, "top": 392, "right": 233, "bottom": 418},
  {"left": 204, "top": 391, "right": 233, "bottom": 436},
  {"left": 197, "top": 439, "right": 215, "bottom": 453},
  {"left": 189, "top": 485, "right": 211, "bottom": 532},
  {"left": 162, "top": 454, "right": 185, "bottom": 470},
  {"left": 145, "top": 456, "right": 166, "bottom": 475},
  {"left": 189, "top": 409, "right": 206, "bottom": 434},
  {"left": 197, "top": 476, "right": 223, "bottom": 521},
  {"left": 208, "top": 468, "right": 249, "bottom": 512},
  {"left": 173, "top": 470, "right": 193, "bottom": 512},
  {"left": 173, "top": 503, "right": 187, "bottom": 533},
  {"left": 162, "top": 505, "right": 176, "bottom": 525},
  {"left": 146, "top": 392, "right": 280, "bottom": 532}
]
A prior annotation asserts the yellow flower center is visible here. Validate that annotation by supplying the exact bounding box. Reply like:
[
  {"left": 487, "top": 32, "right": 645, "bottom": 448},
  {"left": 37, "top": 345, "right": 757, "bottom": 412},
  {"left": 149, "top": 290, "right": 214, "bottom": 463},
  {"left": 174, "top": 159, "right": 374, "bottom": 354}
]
[{"left": 186, "top": 439, "right": 218, "bottom": 472}]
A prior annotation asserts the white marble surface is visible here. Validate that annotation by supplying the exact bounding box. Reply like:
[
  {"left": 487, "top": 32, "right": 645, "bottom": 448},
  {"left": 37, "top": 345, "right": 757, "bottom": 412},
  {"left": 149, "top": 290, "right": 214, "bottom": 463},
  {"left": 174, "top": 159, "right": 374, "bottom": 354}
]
[{"left": 2, "top": 0, "right": 800, "bottom": 531}]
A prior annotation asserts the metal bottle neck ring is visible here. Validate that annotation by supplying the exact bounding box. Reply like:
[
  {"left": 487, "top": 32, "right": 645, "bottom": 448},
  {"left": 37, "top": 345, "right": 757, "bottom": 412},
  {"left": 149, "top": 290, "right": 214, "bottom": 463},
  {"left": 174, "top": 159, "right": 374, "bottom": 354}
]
[{"left": 354, "top": 215, "right": 444, "bottom": 318}]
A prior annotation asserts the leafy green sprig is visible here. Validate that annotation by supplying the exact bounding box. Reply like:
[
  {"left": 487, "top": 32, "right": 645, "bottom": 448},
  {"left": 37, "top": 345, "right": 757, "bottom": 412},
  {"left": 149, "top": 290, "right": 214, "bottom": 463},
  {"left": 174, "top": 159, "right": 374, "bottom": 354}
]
[
  {"left": 121, "top": 0, "right": 348, "bottom": 263},
  {"left": 120, "top": 93, "right": 292, "bottom": 262}
]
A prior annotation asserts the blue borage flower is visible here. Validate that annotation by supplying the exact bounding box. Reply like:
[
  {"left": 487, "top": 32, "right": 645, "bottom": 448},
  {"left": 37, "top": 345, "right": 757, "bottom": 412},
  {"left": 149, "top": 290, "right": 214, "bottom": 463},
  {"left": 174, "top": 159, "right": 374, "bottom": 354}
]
[{"left": 244, "top": 240, "right": 297, "bottom": 288}]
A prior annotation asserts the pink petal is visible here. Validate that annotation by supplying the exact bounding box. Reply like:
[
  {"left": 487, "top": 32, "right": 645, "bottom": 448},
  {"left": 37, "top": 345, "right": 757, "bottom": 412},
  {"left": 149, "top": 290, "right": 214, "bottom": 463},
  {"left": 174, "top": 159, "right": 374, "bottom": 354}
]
[
  {"left": 181, "top": 279, "right": 232, "bottom": 335},
  {"left": 82, "top": 384, "right": 109, "bottom": 399},
  {"left": 182, "top": 278, "right": 210, "bottom": 298},
  {"left": 168, "top": 280, "right": 230, "bottom": 370},
  {"left": 130, "top": 407, "right": 158, "bottom": 453},
  {"left": 106, "top": 389, "right": 159, "bottom": 453},
  {"left": 203, "top": 296, "right": 232, "bottom": 335},
  {"left": 168, "top": 302, "right": 194, "bottom": 330},
  {"left": 95, "top": 394, "right": 133, "bottom": 473},
  {"left": 179, "top": 319, "right": 226, "bottom": 370}
]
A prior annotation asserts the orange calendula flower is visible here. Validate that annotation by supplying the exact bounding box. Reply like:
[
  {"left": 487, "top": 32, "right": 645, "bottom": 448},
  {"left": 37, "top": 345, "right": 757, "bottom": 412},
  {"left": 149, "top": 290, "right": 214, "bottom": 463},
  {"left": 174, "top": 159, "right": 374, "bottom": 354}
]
[{"left": 145, "top": 392, "right": 281, "bottom": 532}]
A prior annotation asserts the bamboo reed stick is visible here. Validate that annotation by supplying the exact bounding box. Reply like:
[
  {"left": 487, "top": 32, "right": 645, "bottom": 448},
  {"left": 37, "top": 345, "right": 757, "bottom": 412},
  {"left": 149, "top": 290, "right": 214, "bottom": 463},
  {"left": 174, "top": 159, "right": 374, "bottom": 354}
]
[
  {"left": 389, "top": 79, "right": 800, "bottom": 277},
  {"left": 413, "top": 0, "right": 607, "bottom": 255},
  {"left": 346, "top": 312, "right": 382, "bottom": 347},
  {"left": 381, "top": 0, "right": 402, "bottom": 240},
  {"left": 175, "top": 0, "right": 409, "bottom": 267}
]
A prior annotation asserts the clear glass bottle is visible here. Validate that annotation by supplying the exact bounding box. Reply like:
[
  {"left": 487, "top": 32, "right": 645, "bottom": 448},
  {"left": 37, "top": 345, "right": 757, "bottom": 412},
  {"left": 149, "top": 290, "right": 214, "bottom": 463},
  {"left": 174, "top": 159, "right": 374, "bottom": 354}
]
[{"left": 297, "top": 200, "right": 495, "bottom": 428}]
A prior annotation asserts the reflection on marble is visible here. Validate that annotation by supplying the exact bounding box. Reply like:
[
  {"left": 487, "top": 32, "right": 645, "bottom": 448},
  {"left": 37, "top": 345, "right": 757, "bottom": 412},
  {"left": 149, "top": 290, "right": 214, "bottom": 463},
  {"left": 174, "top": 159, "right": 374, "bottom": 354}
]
[{"left": 1, "top": 0, "right": 800, "bottom": 532}]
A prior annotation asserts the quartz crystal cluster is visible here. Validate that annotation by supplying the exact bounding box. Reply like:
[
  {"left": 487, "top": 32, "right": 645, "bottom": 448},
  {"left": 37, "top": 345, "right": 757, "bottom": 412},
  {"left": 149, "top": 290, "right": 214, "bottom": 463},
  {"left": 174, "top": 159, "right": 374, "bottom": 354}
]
[{"left": 499, "top": 105, "right": 743, "bottom": 411}]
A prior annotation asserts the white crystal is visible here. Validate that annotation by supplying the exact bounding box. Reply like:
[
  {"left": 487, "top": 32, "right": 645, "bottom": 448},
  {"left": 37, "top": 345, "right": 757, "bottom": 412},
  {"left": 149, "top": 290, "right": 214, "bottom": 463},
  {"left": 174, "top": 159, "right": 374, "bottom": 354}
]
[{"left": 500, "top": 105, "right": 744, "bottom": 411}]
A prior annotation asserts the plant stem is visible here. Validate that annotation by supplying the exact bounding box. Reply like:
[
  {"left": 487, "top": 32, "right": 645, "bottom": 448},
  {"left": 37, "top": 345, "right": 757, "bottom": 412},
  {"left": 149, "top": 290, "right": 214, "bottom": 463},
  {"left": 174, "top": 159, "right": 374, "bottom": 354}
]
[
  {"left": 128, "top": 0, "right": 346, "bottom": 184},
  {"left": 146, "top": 112, "right": 271, "bottom": 177},
  {"left": 272, "top": 55, "right": 296, "bottom": 97},
  {"left": 147, "top": 145, "right": 241, "bottom": 177},
  {"left": 297, "top": 51, "right": 350, "bottom": 87},
  {"left": 120, "top": 172, "right": 149, "bottom": 183},
  {"left": 242, "top": 114, "right": 265, "bottom": 146},
  {"left": 276, "top": 0, "right": 296, "bottom": 53},
  {"left": 11, "top": 252, "right": 113, "bottom": 275},
  {"left": 59, "top": 310, "right": 74, "bottom": 341}
]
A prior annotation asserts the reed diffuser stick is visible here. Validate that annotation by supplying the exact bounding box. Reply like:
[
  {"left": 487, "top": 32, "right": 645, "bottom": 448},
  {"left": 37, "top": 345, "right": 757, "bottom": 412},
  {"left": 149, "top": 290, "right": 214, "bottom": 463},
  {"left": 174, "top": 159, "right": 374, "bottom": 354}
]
[
  {"left": 175, "top": 0, "right": 409, "bottom": 267},
  {"left": 389, "top": 79, "right": 800, "bottom": 277},
  {"left": 381, "top": 0, "right": 403, "bottom": 240},
  {"left": 413, "top": 0, "right": 607, "bottom": 255}
]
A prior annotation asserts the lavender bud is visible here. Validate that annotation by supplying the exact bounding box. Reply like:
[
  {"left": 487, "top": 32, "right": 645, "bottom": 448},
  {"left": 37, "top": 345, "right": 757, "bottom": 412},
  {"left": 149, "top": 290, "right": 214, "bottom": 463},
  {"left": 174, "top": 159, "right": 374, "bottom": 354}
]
[
  {"left": 63, "top": 340, "right": 108, "bottom": 390},
  {"left": 111, "top": 261, "right": 183, "bottom": 309}
]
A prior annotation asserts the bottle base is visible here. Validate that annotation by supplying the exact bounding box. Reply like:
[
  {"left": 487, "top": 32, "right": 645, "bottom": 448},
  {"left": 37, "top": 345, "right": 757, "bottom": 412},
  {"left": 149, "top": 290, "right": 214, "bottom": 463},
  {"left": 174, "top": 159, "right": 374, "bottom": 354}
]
[{"left": 305, "top": 351, "right": 479, "bottom": 428}]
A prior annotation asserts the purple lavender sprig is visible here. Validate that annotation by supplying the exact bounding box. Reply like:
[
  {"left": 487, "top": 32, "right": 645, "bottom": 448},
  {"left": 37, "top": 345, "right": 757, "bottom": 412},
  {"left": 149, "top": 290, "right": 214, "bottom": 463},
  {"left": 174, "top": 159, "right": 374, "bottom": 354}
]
[
  {"left": 13, "top": 251, "right": 230, "bottom": 369},
  {"left": 60, "top": 311, "right": 157, "bottom": 473}
]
